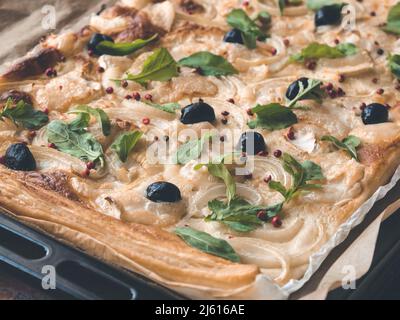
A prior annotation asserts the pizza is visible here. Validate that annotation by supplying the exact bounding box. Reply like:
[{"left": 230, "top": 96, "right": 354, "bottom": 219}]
[{"left": 0, "top": 0, "right": 400, "bottom": 299}]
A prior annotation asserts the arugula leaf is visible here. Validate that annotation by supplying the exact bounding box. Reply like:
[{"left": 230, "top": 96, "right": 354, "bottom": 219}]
[
  {"left": 111, "top": 131, "right": 143, "bottom": 162},
  {"left": 383, "top": 3, "right": 400, "bottom": 35},
  {"left": 195, "top": 161, "right": 236, "bottom": 203},
  {"left": 178, "top": 52, "right": 238, "bottom": 76},
  {"left": 68, "top": 112, "right": 90, "bottom": 132},
  {"left": 286, "top": 79, "right": 325, "bottom": 108},
  {"left": 269, "top": 153, "right": 324, "bottom": 201},
  {"left": 247, "top": 103, "right": 298, "bottom": 130},
  {"left": 144, "top": 101, "right": 180, "bottom": 114},
  {"left": 196, "top": 156, "right": 286, "bottom": 232},
  {"left": 125, "top": 48, "right": 179, "bottom": 86},
  {"left": 0, "top": 99, "right": 48, "bottom": 130},
  {"left": 306, "top": 0, "right": 340, "bottom": 10},
  {"left": 175, "top": 227, "right": 240, "bottom": 262},
  {"left": 175, "top": 132, "right": 214, "bottom": 165},
  {"left": 321, "top": 135, "right": 361, "bottom": 161},
  {"left": 68, "top": 105, "right": 111, "bottom": 136},
  {"left": 226, "top": 9, "right": 266, "bottom": 49},
  {"left": 47, "top": 120, "right": 105, "bottom": 166},
  {"left": 388, "top": 54, "right": 400, "bottom": 79},
  {"left": 279, "top": 0, "right": 303, "bottom": 14},
  {"left": 278, "top": 0, "right": 286, "bottom": 14},
  {"left": 206, "top": 198, "right": 283, "bottom": 233},
  {"left": 208, "top": 163, "right": 236, "bottom": 203},
  {"left": 255, "top": 11, "right": 272, "bottom": 31},
  {"left": 336, "top": 43, "right": 358, "bottom": 56},
  {"left": 95, "top": 34, "right": 158, "bottom": 56},
  {"left": 290, "top": 42, "right": 358, "bottom": 63}
]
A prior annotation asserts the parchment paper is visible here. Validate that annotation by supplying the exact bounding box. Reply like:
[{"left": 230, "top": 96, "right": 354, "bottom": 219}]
[{"left": 1, "top": 0, "right": 400, "bottom": 300}]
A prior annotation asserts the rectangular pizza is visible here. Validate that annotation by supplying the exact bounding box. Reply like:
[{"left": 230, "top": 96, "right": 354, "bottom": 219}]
[{"left": 0, "top": 0, "right": 400, "bottom": 299}]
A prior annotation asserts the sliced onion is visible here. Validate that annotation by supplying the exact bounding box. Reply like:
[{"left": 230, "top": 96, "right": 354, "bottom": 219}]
[
  {"left": 208, "top": 76, "right": 244, "bottom": 100},
  {"left": 29, "top": 145, "right": 107, "bottom": 179},
  {"left": 251, "top": 217, "right": 304, "bottom": 242},
  {"left": 242, "top": 76, "right": 294, "bottom": 105},
  {"left": 90, "top": 15, "right": 129, "bottom": 34},
  {"left": 229, "top": 237, "right": 290, "bottom": 283},
  {"left": 191, "top": 183, "right": 262, "bottom": 217},
  {"left": 289, "top": 128, "right": 316, "bottom": 153},
  {"left": 121, "top": 100, "right": 176, "bottom": 121},
  {"left": 250, "top": 156, "right": 292, "bottom": 189}
]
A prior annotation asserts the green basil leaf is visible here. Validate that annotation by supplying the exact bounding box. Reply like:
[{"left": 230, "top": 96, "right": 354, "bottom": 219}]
[
  {"left": 208, "top": 163, "right": 236, "bottom": 202},
  {"left": 222, "top": 221, "right": 258, "bottom": 233},
  {"left": 269, "top": 181, "right": 288, "bottom": 198},
  {"left": 248, "top": 103, "right": 298, "bottom": 130},
  {"left": 383, "top": 3, "right": 400, "bottom": 35},
  {"left": 321, "top": 135, "right": 361, "bottom": 161},
  {"left": 301, "top": 160, "right": 325, "bottom": 180},
  {"left": 95, "top": 34, "right": 158, "bottom": 56},
  {"left": 255, "top": 11, "right": 272, "bottom": 30},
  {"left": 206, "top": 197, "right": 284, "bottom": 232},
  {"left": 336, "top": 42, "right": 358, "bottom": 56},
  {"left": 388, "top": 54, "right": 400, "bottom": 79},
  {"left": 47, "top": 120, "right": 104, "bottom": 166},
  {"left": 0, "top": 99, "right": 48, "bottom": 130},
  {"left": 286, "top": 79, "right": 325, "bottom": 108},
  {"left": 178, "top": 52, "right": 238, "bottom": 76},
  {"left": 145, "top": 101, "right": 180, "bottom": 114},
  {"left": 278, "top": 0, "right": 286, "bottom": 14},
  {"left": 226, "top": 9, "right": 265, "bottom": 49},
  {"left": 279, "top": 0, "right": 303, "bottom": 14},
  {"left": 175, "top": 132, "right": 214, "bottom": 165},
  {"left": 271, "top": 153, "right": 324, "bottom": 201},
  {"left": 196, "top": 162, "right": 236, "bottom": 203},
  {"left": 125, "top": 48, "right": 179, "bottom": 86},
  {"left": 290, "top": 42, "right": 357, "bottom": 63},
  {"left": 111, "top": 131, "right": 143, "bottom": 162},
  {"left": 68, "top": 112, "right": 90, "bottom": 132},
  {"left": 306, "top": 0, "right": 340, "bottom": 10},
  {"left": 68, "top": 105, "right": 111, "bottom": 136},
  {"left": 174, "top": 227, "right": 240, "bottom": 262}
]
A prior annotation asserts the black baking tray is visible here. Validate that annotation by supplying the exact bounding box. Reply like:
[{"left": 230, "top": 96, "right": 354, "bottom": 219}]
[
  {"left": 1, "top": 208, "right": 400, "bottom": 300},
  {"left": 0, "top": 213, "right": 183, "bottom": 300}
]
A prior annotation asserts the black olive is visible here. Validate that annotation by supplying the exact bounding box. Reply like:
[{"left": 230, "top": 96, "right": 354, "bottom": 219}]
[
  {"left": 146, "top": 182, "right": 182, "bottom": 203},
  {"left": 4, "top": 143, "right": 36, "bottom": 171},
  {"left": 238, "top": 132, "right": 267, "bottom": 155},
  {"left": 180, "top": 100, "right": 216, "bottom": 124},
  {"left": 315, "top": 5, "right": 343, "bottom": 27},
  {"left": 223, "top": 29, "right": 244, "bottom": 45},
  {"left": 286, "top": 77, "right": 309, "bottom": 101},
  {"left": 88, "top": 33, "right": 114, "bottom": 56},
  {"left": 361, "top": 103, "right": 389, "bottom": 125}
]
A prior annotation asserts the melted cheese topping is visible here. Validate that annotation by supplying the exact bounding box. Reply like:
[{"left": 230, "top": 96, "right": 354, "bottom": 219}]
[{"left": 2, "top": 0, "right": 400, "bottom": 286}]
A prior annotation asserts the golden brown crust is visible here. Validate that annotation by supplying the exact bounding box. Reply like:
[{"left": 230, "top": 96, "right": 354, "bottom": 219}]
[{"left": 0, "top": 166, "right": 259, "bottom": 292}]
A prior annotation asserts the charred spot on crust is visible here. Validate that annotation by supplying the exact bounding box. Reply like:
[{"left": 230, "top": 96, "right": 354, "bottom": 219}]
[
  {"left": 180, "top": 0, "right": 205, "bottom": 14},
  {"left": 112, "top": 12, "right": 165, "bottom": 42},
  {"left": 2, "top": 48, "right": 64, "bottom": 81},
  {"left": 21, "top": 171, "right": 80, "bottom": 202},
  {"left": 357, "top": 144, "right": 385, "bottom": 165},
  {"left": 0, "top": 90, "right": 33, "bottom": 105}
]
